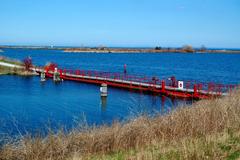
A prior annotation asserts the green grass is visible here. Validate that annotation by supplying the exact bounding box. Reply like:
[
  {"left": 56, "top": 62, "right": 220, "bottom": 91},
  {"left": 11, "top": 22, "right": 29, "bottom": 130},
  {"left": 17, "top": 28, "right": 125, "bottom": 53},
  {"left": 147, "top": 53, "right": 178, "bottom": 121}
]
[{"left": 92, "top": 130, "right": 240, "bottom": 160}]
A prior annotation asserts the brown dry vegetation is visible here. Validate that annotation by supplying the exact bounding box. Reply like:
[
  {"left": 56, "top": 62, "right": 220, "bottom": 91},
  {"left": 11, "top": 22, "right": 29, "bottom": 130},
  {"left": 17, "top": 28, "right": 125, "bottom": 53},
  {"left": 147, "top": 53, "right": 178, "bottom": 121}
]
[
  {"left": 0, "top": 65, "right": 37, "bottom": 76},
  {"left": 0, "top": 65, "right": 23, "bottom": 75},
  {"left": 0, "top": 57, "right": 37, "bottom": 76},
  {"left": 0, "top": 90, "right": 240, "bottom": 160}
]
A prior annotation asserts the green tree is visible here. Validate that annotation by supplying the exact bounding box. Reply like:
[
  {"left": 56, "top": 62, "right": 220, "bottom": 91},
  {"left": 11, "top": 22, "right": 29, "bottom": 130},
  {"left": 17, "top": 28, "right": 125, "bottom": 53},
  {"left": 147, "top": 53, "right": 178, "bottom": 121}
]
[{"left": 155, "top": 46, "right": 162, "bottom": 50}]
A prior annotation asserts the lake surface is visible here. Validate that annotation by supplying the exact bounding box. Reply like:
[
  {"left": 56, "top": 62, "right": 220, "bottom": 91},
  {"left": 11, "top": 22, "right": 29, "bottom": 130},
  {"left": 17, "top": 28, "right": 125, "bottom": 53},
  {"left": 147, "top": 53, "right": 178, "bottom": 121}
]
[{"left": 0, "top": 49, "right": 240, "bottom": 136}]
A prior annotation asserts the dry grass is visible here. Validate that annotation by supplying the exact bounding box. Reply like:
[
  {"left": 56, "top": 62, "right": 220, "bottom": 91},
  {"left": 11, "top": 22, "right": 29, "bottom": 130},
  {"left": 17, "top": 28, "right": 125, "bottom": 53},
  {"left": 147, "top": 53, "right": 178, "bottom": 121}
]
[
  {"left": 0, "top": 57, "right": 37, "bottom": 76},
  {"left": 0, "top": 56, "right": 22, "bottom": 66},
  {"left": 0, "top": 65, "right": 22, "bottom": 75},
  {"left": 92, "top": 130, "right": 240, "bottom": 160},
  {"left": 0, "top": 57, "right": 23, "bottom": 75},
  {"left": 0, "top": 65, "right": 37, "bottom": 76},
  {"left": 0, "top": 90, "right": 240, "bottom": 160}
]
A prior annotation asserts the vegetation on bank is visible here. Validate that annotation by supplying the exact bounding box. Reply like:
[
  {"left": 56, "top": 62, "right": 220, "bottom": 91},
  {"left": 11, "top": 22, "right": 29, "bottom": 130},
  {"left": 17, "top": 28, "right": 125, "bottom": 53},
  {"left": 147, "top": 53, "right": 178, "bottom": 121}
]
[
  {"left": 0, "top": 65, "right": 22, "bottom": 75},
  {"left": 0, "top": 56, "right": 37, "bottom": 76},
  {"left": 0, "top": 89, "right": 239, "bottom": 159},
  {"left": 63, "top": 45, "right": 240, "bottom": 54},
  {"left": 95, "top": 131, "right": 240, "bottom": 160},
  {"left": 0, "top": 56, "right": 22, "bottom": 66},
  {"left": 1, "top": 45, "right": 240, "bottom": 53}
]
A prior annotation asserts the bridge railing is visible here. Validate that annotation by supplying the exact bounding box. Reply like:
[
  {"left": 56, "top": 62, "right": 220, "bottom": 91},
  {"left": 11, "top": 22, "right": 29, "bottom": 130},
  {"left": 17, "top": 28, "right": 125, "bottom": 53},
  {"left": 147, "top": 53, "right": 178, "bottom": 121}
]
[
  {"left": 164, "top": 79, "right": 239, "bottom": 95},
  {"left": 61, "top": 69, "right": 157, "bottom": 84},
  {"left": 48, "top": 68, "right": 239, "bottom": 95}
]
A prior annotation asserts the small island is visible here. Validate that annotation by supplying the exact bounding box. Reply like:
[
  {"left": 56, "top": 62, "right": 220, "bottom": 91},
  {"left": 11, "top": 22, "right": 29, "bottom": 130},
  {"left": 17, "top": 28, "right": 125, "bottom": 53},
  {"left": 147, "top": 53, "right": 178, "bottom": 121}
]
[
  {"left": 1, "top": 45, "right": 240, "bottom": 54},
  {"left": 63, "top": 45, "right": 240, "bottom": 54}
]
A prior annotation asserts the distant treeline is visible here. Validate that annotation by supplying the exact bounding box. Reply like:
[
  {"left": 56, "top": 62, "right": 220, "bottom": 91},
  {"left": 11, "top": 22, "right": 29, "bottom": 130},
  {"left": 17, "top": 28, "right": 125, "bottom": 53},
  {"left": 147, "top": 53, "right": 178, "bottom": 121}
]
[
  {"left": 64, "top": 45, "right": 240, "bottom": 53},
  {"left": 1, "top": 45, "right": 240, "bottom": 53}
]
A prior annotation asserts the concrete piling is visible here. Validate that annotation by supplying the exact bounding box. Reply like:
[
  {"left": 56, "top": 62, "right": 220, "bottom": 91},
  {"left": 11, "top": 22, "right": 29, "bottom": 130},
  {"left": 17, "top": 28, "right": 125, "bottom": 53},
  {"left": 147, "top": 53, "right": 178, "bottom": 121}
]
[
  {"left": 53, "top": 67, "right": 61, "bottom": 82},
  {"left": 40, "top": 72, "right": 46, "bottom": 82},
  {"left": 100, "top": 83, "right": 108, "bottom": 97}
]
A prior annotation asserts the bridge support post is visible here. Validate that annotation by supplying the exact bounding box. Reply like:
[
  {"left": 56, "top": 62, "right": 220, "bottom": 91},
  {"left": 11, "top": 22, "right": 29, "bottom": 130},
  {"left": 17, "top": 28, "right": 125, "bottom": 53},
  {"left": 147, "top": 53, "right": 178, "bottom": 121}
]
[
  {"left": 40, "top": 72, "right": 46, "bottom": 82},
  {"left": 101, "top": 96, "right": 107, "bottom": 111},
  {"left": 53, "top": 67, "right": 61, "bottom": 82},
  {"left": 100, "top": 83, "right": 108, "bottom": 97}
]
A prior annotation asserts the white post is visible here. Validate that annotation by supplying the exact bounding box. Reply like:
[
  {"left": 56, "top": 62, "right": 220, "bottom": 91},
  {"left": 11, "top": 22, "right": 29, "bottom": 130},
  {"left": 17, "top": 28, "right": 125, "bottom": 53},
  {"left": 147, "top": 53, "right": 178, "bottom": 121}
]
[
  {"left": 40, "top": 72, "right": 46, "bottom": 82},
  {"left": 100, "top": 83, "right": 108, "bottom": 97},
  {"left": 53, "top": 67, "right": 60, "bottom": 82}
]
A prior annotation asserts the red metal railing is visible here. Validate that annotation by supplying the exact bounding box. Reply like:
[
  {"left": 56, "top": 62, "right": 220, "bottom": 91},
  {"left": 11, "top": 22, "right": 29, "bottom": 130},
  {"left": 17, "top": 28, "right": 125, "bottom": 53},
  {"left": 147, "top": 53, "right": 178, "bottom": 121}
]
[{"left": 35, "top": 66, "right": 239, "bottom": 99}]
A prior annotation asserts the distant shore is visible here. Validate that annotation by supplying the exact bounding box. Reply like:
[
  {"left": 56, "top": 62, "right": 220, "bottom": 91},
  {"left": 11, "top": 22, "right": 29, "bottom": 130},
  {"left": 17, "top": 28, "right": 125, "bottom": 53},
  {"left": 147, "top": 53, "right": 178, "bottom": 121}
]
[
  {"left": 1, "top": 45, "right": 240, "bottom": 54},
  {"left": 63, "top": 47, "right": 240, "bottom": 54}
]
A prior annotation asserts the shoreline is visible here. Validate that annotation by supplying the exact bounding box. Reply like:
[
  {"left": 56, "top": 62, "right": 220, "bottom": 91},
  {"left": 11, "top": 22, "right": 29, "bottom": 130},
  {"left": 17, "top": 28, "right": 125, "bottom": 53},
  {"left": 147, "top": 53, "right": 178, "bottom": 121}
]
[
  {"left": 63, "top": 47, "right": 240, "bottom": 54},
  {"left": 1, "top": 46, "right": 240, "bottom": 54},
  {"left": 64, "top": 49, "right": 240, "bottom": 54},
  {"left": 0, "top": 58, "right": 38, "bottom": 76}
]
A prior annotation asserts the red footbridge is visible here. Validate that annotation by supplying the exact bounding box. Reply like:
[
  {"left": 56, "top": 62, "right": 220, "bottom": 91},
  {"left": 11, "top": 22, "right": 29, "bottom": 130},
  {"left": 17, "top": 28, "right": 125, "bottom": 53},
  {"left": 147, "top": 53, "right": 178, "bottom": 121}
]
[{"left": 33, "top": 64, "right": 238, "bottom": 100}]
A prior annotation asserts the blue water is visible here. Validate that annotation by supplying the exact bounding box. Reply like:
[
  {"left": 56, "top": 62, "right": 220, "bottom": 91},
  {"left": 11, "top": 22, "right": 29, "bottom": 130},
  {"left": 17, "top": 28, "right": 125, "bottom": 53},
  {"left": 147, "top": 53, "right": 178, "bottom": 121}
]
[{"left": 0, "top": 49, "right": 240, "bottom": 136}]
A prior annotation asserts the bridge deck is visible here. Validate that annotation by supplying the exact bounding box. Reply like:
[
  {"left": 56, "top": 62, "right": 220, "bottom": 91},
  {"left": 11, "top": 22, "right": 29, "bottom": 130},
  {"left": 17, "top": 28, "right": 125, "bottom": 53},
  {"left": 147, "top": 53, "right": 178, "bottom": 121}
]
[
  {"left": 33, "top": 67, "right": 236, "bottom": 99},
  {"left": 1, "top": 61, "right": 236, "bottom": 99}
]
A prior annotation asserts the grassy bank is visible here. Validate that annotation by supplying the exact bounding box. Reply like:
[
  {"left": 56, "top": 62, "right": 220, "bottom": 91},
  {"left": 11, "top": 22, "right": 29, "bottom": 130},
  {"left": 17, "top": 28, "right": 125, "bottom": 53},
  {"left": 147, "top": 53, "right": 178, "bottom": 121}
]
[
  {"left": 0, "top": 56, "right": 37, "bottom": 76},
  {"left": 0, "top": 56, "right": 22, "bottom": 66},
  {"left": 0, "top": 90, "right": 240, "bottom": 160},
  {"left": 0, "top": 65, "right": 23, "bottom": 75},
  {"left": 0, "top": 66, "right": 37, "bottom": 76},
  {"left": 96, "top": 131, "right": 240, "bottom": 160},
  {"left": 0, "top": 65, "right": 36, "bottom": 76}
]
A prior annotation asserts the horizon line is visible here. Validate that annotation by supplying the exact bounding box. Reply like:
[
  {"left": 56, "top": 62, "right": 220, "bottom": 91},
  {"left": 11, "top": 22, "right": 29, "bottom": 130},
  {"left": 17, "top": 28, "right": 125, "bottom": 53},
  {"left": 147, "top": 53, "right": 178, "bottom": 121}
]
[{"left": 0, "top": 44, "right": 240, "bottom": 50}]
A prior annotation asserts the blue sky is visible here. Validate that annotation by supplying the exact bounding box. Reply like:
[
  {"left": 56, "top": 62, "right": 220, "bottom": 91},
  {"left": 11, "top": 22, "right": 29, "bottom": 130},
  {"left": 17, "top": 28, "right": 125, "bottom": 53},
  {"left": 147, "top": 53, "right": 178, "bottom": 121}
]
[{"left": 0, "top": 0, "right": 239, "bottom": 48}]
